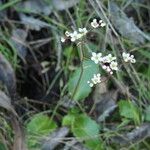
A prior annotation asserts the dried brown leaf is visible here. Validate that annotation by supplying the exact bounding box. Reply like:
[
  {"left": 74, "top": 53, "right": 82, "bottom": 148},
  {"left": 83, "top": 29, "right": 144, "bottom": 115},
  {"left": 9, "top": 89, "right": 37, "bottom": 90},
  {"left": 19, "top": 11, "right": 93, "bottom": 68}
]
[
  {"left": 111, "top": 123, "right": 150, "bottom": 145},
  {"left": 42, "top": 127, "right": 69, "bottom": 150}
]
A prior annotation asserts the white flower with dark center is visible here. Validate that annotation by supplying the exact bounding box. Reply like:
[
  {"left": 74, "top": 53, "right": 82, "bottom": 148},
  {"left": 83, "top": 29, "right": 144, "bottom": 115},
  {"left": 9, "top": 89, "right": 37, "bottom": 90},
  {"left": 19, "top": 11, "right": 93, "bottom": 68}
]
[
  {"left": 61, "top": 37, "right": 65, "bottom": 43},
  {"left": 122, "top": 52, "right": 136, "bottom": 63},
  {"left": 79, "top": 27, "right": 88, "bottom": 35},
  {"left": 91, "top": 19, "right": 99, "bottom": 28},
  {"left": 91, "top": 52, "right": 102, "bottom": 64},
  {"left": 110, "top": 61, "right": 118, "bottom": 71}
]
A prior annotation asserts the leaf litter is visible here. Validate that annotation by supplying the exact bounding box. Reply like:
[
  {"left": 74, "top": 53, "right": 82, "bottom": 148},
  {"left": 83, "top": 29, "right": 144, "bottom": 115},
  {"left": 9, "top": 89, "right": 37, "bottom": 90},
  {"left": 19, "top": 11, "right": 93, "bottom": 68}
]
[{"left": 0, "top": 0, "right": 150, "bottom": 149}]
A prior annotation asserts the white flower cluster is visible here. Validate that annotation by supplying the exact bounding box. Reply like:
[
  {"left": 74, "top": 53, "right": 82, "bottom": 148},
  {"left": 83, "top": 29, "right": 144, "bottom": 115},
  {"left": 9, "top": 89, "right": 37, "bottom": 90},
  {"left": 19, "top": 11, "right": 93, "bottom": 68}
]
[
  {"left": 91, "top": 52, "right": 118, "bottom": 75},
  {"left": 87, "top": 73, "right": 101, "bottom": 87},
  {"left": 61, "top": 18, "right": 106, "bottom": 43},
  {"left": 60, "top": 18, "right": 136, "bottom": 89},
  {"left": 91, "top": 52, "right": 103, "bottom": 64},
  {"left": 122, "top": 52, "right": 136, "bottom": 63},
  {"left": 61, "top": 28, "right": 88, "bottom": 43},
  {"left": 91, "top": 19, "right": 106, "bottom": 28},
  {"left": 88, "top": 52, "right": 136, "bottom": 87}
]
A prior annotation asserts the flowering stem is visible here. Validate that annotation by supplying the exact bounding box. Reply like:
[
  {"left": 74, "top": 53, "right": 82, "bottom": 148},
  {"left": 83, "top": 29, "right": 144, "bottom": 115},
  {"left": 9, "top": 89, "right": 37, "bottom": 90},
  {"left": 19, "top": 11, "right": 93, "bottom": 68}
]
[{"left": 71, "top": 42, "right": 84, "bottom": 100}]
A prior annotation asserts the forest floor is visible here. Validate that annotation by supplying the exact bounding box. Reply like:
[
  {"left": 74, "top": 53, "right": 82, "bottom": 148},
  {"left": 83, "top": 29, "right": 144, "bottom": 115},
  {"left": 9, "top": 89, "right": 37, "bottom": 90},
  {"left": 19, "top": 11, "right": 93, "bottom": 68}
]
[{"left": 0, "top": 0, "right": 150, "bottom": 150}]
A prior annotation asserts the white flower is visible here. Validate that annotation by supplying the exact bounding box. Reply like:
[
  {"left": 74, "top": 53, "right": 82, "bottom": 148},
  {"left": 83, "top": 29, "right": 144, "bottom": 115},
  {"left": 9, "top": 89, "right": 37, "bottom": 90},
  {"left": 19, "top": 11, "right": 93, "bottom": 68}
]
[
  {"left": 110, "top": 61, "right": 118, "bottom": 71},
  {"left": 110, "top": 71, "right": 113, "bottom": 75},
  {"left": 91, "top": 52, "right": 102, "bottom": 64},
  {"left": 70, "top": 37, "right": 76, "bottom": 42},
  {"left": 102, "top": 54, "right": 116, "bottom": 63},
  {"left": 99, "top": 20, "right": 103, "bottom": 23},
  {"left": 91, "top": 73, "right": 101, "bottom": 84},
  {"left": 102, "top": 65, "right": 107, "bottom": 70},
  {"left": 87, "top": 81, "right": 94, "bottom": 87},
  {"left": 91, "top": 19, "right": 99, "bottom": 28},
  {"left": 122, "top": 52, "right": 136, "bottom": 63},
  {"left": 64, "top": 27, "right": 87, "bottom": 42},
  {"left": 65, "top": 31, "right": 71, "bottom": 37},
  {"left": 106, "top": 66, "right": 111, "bottom": 72},
  {"left": 70, "top": 31, "right": 78, "bottom": 37},
  {"left": 69, "top": 30, "right": 86, "bottom": 42},
  {"left": 87, "top": 73, "right": 101, "bottom": 87},
  {"left": 99, "top": 20, "right": 106, "bottom": 27},
  {"left": 70, "top": 31, "right": 78, "bottom": 42},
  {"left": 77, "top": 33, "right": 83, "bottom": 39},
  {"left": 122, "top": 52, "right": 130, "bottom": 62},
  {"left": 102, "top": 65, "right": 110, "bottom": 72},
  {"left": 130, "top": 55, "right": 136, "bottom": 63},
  {"left": 102, "top": 64, "right": 115, "bottom": 74},
  {"left": 79, "top": 27, "right": 88, "bottom": 35},
  {"left": 100, "top": 22, "right": 106, "bottom": 27},
  {"left": 61, "top": 37, "right": 65, "bottom": 43}
]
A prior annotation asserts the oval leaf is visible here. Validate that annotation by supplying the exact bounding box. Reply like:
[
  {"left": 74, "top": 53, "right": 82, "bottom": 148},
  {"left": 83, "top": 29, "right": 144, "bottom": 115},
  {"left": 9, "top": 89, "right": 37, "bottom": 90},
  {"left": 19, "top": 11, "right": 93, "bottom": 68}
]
[
  {"left": 118, "top": 100, "right": 140, "bottom": 124},
  {"left": 68, "top": 60, "right": 99, "bottom": 101},
  {"left": 27, "top": 114, "right": 57, "bottom": 135},
  {"left": 72, "top": 114, "right": 102, "bottom": 149}
]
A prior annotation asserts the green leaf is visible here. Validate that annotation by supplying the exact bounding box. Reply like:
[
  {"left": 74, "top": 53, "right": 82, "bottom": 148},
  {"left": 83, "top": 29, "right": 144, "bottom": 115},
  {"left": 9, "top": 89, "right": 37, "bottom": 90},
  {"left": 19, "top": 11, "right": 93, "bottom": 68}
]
[
  {"left": 117, "top": 118, "right": 130, "bottom": 129},
  {"left": 145, "top": 105, "right": 150, "bottom": 121},
  {"left": 62, "top": 108, "right": 79, "bottom": 126},
  {"left": 62, "top": 113, "right": 75, "bottom": 126},
  {"left": 26, "top": 114, "right": 57, "bottom": 149},
  {"left": 72, "top": 114, "right": 102, "bottom": 150},
  {"left": 62, "top": 111, "right": 103, "bottom": 150},
  {"left": 27, "top": 114, "right": 57, "bottom": 135},
  {"left": 0, "top": 143, "right": 6, "bottom": 150},
  {"left": 118, "top": 100, "right": 140, "bottom": 124},
  {"left": 68, "top": 60, "right": 99, "bottom": 101}
]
